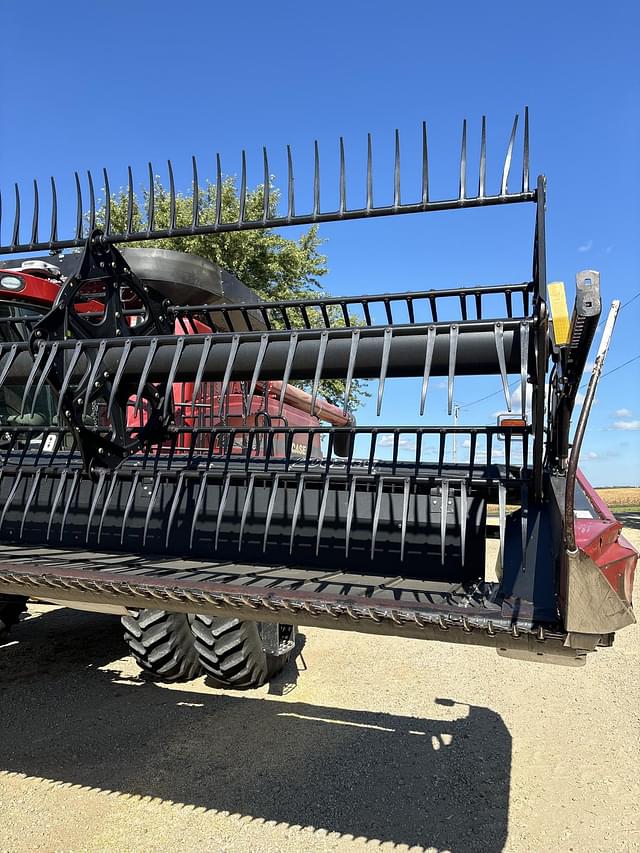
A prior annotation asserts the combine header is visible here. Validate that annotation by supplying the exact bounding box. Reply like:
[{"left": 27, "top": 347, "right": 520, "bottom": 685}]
[{"left": 0, "top": 109, "right": 636, "bottom": 683}]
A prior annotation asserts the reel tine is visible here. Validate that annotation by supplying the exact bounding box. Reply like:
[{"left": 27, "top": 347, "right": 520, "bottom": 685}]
[
  {"left": 313, "top": 141, "right": 320, "bottom": 217},
  {"left": 191, "top": 155, "right": 199, "bottom": 229},
  {"left": 57, "top": 342, "right": 84, "bottom": 420},
  {"left": 343, "top": 329, "right": 360, "bottom": 416},
  {"left": 420, "top": 325, "right": 436, "bottom": 416},
  {"left": 83, "top": 339, "right": 108, "bottom": 418},
  {"left": 247, "top": 334, "right": 269, "bottom": 408},
  {"left": 345, "top": 475, "right": 358, "bottom": 557},
  {"left": 460, "top": 480, "right": 468, "bottom": 567},
  {"left": 168, "top": 160, "right": 176, "bottom": 232},
  {"left": 440, "top": 479, "right": 449, "bottom": 565},
  {"left": 287, "top": 144, "right": 295, "bottom": 220},
  {"left": 394, "top": 129, "right": 401, "bottom": 208},
  {"left": 47, "top": 468, "right": 68, "bottom": 542},
  {"left": 289, "top": 474, "right": 306, "bottom": 554},
  {"left": 421, "top": 121, "right": 429, "bottom": 205},
  {"left": 377, "top": 328, "right": 393, "bottom": 415},
  {"left": 126, "top": 165, "right": 134, "bottom": 236},
  {"left": 165, "top": 471, "right": 186, "bottom": 548},
  {"left": 30, "top": 341, "right": 59, "bottom": 416},
  {"left": 59, "top": 470, "right": 80, "bottom": 541},
  {"left": 191, "top": 335, "right": 213, "bottom": 416},
  {"left": 20, "top": 342, "right": 48, "bottom": 417},
  {"left": 0, "top": 344, "right": 19, "bottom": 391},
  {"left": 459, "top": 119, "right": 467, "bottom": 200},
  {"left": 522, "top": 106, "right": 530, "bottom": 193},
  {"left": 103, "top": 168, "right": 111, "bottom": 236},
  {"left": 190, "top": 471, "right": 209, "bottom": 550},
  {"left": 262, "top": 473, "right": 280, "bottom": 552},
  {"left": 30, "top": 179, "right": 39, "bottom": 246},
  {"left": 86, "top": 470, "right": 107, "bottom": 543},
  {"left": 143, "top": 475, "right": 163, "bottom": 547},
  {"left": 147, "top": 162, "right": 155, "bottom": 232},
  {"left": 49, "top": 176, "right": 58, "bottom": 245},
  {"left": 215, "top": 153, "right": 223, "bottom": 226},
  {"left": 448, "top": 324, "right": 459, "bottom": 415},
  {"left": 12, "top": 183, "right": 20, "bottom": 248},
  {"left": 263, "top": 146, "right": 270, "bottom": 222},
  {"left": 20, "top": 469, "right": 43, "bottom": 538},
  {"left": 162, "top": 336, "right": 186, "bottom": 419},
  {"left": 278, "top": 332, "right": 298, "bottom": 418},
  {"left": 133, "top": 337, "right": 159, "bottom": 415},
  {"left": 500, "top": 113, "right": 519, "bottom": 196},
  {"left": 339, "top": 137, "right": 346, "bottom": 215},
  {"left": 218, "top": 334, "right": 240, "bottom": 417},
  {"left": 498, "top": 482, "right": 507, "bottom": 569},
  {"left": 87, "top": 170, "right": 96, "bottom": 232},
  {"left": 97, "top": 471, "right": 119, "bottom": 544},
  {"left": 370, "top": 476, "right": 385, "bottom": 560},
  {"left": 238, "top": 472, "right": 256, "bottom": 550},
  {"left": 107, "top": 338, "right": 133, "bottom": 419},
  {"left": 366, "top": 133, "right": 373, "bottom": 211},
  {"left": 120, "top": 471, "right": 140, "bottom": 545},
  {"left": 520, "top": 320, "right": 530, "bottom": 419},
  {"left": 400, "top": 477, "right": 410, "bottom": 561},
  {"left": 478, "top": 116, "right": 487, "bottom": 199},
  {"left": 310, "top": 330, "right": 329, "bottom": 416},
  {"left": 315, "top": 475, "right": 331, "bottom": 556},
  {"left": 494, "top": 322, "right": 511, "bottom": 411},
  {"left": 239, "top": 150, "right": 247, "bottom": 224},
  {"left": 0, "top": 470, "right": 23, "bottom": 532},
  {"left": 214, "top": 473, "right": 232, "bottom": 550}
]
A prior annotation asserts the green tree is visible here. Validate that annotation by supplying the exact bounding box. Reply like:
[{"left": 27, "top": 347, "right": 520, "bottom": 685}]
[{"left": 98, "top": 177, "right": 366, "bottom": 410}]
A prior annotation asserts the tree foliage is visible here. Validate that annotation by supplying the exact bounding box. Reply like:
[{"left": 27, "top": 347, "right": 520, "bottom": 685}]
[{"left": 98, "top": 177, "right": 367, "bottom": 409}]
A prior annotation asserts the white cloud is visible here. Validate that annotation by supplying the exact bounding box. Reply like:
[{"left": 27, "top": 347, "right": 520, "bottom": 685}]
[
  {"left": 378, "top": 434, "right": 416, "bottom": 450},
  {"left": 586, "top": 451, "right": 598, "bottom": 460},
  {"left": 615, "top": 408, "right": 632, "bottom": 418},
  {"left": 578, "top": 240, "right": 593, "bottom": 253},
  {"left": 612, "top": 420, "right": 640, "bottom": 431}
]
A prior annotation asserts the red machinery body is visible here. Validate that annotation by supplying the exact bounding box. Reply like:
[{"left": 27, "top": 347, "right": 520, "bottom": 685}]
[{"left": 0, "top": 265, "right": 345, "bottom": 458}]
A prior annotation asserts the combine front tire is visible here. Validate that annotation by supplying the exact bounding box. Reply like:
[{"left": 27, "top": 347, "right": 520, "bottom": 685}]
[
  {"left": 190, "top": 616, "right": 295, "bottom": 689},
  {"left": 0, "top": 595, "right": 28, "bottom": 641},
  {"left": 121, "top": 609, "right": 202, "bottom": 682}
]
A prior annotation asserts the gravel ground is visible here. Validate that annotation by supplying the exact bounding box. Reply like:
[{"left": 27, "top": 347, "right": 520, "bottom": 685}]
[{"left": 0, "top": 528, "right": 638, "bottom": 853}]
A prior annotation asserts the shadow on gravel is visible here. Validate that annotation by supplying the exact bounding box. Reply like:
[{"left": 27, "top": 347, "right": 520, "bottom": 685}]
[{"left": 0, "top": 608, "right": 511, "bottom": 853}]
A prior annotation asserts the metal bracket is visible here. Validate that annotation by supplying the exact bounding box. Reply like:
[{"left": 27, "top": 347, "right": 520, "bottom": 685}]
[{"left": 30, "top": 230, "right": 174, "bottom": 472}]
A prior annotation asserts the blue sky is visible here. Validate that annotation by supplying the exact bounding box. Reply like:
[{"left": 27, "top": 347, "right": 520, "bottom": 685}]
[{"left": 1, "top": 1, "right": 638, "bottom": 485}]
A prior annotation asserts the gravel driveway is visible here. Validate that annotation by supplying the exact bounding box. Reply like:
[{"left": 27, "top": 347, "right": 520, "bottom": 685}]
[{"left": 1, "top": 528, "right": 638, "bottom": 853}]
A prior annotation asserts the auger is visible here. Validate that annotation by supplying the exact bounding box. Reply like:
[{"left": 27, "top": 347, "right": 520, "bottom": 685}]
[{"left": 0, "top": 109, "right": 635, "bottom": 685}]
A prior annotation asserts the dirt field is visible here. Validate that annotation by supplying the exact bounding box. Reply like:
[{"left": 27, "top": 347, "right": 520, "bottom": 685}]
[
  {"left": 0, "top": 528, "right": 638, "bottom": 853},
  {"left": 596, "top": 486, "right": 640, "bottom": 508}
]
